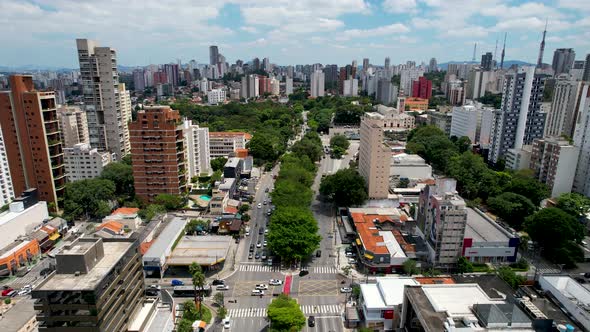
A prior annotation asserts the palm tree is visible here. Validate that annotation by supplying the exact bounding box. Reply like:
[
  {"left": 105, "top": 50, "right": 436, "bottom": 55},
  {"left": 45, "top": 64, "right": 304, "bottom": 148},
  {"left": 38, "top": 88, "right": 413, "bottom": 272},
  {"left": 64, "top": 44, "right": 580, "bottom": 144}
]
[{"left": 189, "top": 262, "right": 206, "bottom": 318}]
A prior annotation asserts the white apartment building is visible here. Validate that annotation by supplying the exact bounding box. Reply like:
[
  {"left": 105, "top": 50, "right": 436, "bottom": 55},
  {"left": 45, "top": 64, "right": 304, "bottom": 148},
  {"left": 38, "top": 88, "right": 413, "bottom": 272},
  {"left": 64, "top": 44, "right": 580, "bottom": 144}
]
[
  {"left": 76, "top": 39, "right": 130, "bottom": 160},
  {"left": 118, "top": 83, "right": 132, "bottom": 158},
  {"left": 57, "top": 105, "right": 89, "bottom": 148},
  {"left": 572, "top": 83, "right": 590, "bottom": 196},
  {"left": 545, "top": 76, "right": 584, "bottom": 138},
  {"left": 285, "top": 77, "right": 293, "bottom": 95},
  {"left": 530, "top": 138, "right": 579, "bottom": 197},
  {"left": 310, "top": 70, "right": 325, "bottom": 98},
  {"left": 183, "top": 120, "right": 212, "bottom": 177},
  {"left": 209, "top": 132, "right": 250, "bottom": 158},
  {"left": 0, "top": 126, "right": 14, "bottom": 206},
  {"left": 343, "top": 78, "right": 359, "bottom": 97},
  {"left": 64, "top": 143, "right": 112, "bottom": 182},
  {"left": 450, "top": 102, "right": 495, "bottom": 145},
  {"left": 400, "top": 68, "right": 424, "bottom": 96},
  {"left": 207, "top": 88, "right": 226, "bottom": 105},
  {"left": 270, "top": 78, "right": 280, "bottom": 96},
  {"left": 200, "top": 78, "right": 208, "bottom": 92}
]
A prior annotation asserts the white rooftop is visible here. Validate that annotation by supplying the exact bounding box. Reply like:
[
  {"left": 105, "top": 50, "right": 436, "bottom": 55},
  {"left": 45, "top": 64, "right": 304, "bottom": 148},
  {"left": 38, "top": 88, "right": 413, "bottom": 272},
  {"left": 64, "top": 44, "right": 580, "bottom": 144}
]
[
  {"left": 380, "top": 231, "right": 406, "bottom": 259},
  {"left": 361, "top": 277, "right": 419, "bottom": 309},
  {"left": 422, "top": 284, "right": 502, "bottom": 320}
]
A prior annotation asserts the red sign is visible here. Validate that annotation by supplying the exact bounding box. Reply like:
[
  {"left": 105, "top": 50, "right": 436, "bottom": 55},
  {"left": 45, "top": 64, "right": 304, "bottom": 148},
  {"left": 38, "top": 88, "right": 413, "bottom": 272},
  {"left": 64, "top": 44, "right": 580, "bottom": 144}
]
[{"left": 382, "top": 310, "right": 394, "bottom": 319}]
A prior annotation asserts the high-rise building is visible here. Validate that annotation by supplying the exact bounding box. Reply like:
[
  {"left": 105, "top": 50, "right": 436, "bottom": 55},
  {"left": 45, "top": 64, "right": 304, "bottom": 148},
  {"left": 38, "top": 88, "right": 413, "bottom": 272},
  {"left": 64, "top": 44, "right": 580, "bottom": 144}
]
[
  {"left": 583, "top": 54, "right": 590, "bottom": 81},
  {"left": 208, "top": 132, "right": 250, "bottom": 158},
  {"left": 530, "top": 137, "right": 579, "bottom": 197},
  {"left": 32, "top": 237, "right": 144, "bottom": 332},
  {"left": 310, "top": 70, "right": 325, "bottom": 98},
  {"left": 428, "top": 57, "right": 438, "bottom": 72},
  {"left": 359, "top": 113, "right": 390, "bottom": 199},
  {"left": 385, "top": 57, "right": 391, "bottom": 69},
  {"left": 258, "top": 76, "right": 271, "bottom": 95},
  {"left": 209, "top": 45, "right": 219, "bottom": 66},
  {"left": 64, "top": 143, "right": 112, "bottom": 181},
  {"left": 411, "top": 76, "right": 432, "bottom": 100},
  {"left": 240, "top": 74, "right": 259, "bottom": 99},
  {"left": 0, "top": 126, "right": 14, "bottom": 206},
  {"left": 450, "top": 102, "right": 495, "bottom": 145},
  {"left": 270, "top": 78, "right": 280, "bottom": 96},
  {"left": 132, "top": 69, "right": 146, "bottom": 91},
  {"left": 163, "top": 63, "right": 180, "bottom": 87},
  {"left": 0, "top": 75, "right": 65, "bottom": 209},
  {"left": 183, "top": 120, "right": 211, "bottom": 178},
  {"left": 285, "top": 77, "right": 293, "bottom": 95},
  {"left": 489, "top": 67, "right": 547, "bottom": 164},
  {"left": 545, "top": 77, "right": 584, "bottom": 138},
  {"left": 480, "top": 52, "right": 493, "bottom": 71},
  {"left": 572, "top": 83, "right": 590, "bottom": 196},
  {"left": 76, "top": 39, "right": 130, "bottom": 160},
  {"left": 362, "top": 58, "right": 370, "bottom": 72},
  {"left": 552, "top": 48, "right": 576, "bottom": 76},
  {"left": 400, "top": 68, "right": 424, "bottom": 96},
  {"left": 376, "top": 79, "right": 397, "bottom": 105},
  {"left": 324, "top": 64, "right": 339, "bottom": 83},
  {"left": 342, "top": 78, "right": 359, "bottom": 97},
  {"left": 418, "top": 178, "right": 466, "bottom": 267},
  {"left": 129, "top": 106, "right": 187, "bottom": 203},
  {"left": 466, "top": 69, "right": 495, "bottom": 100},
  {"left": 118, "top": 83, "right": 132, "bottom": 155},
  {"left": 57, "top": 105, "right": 89, "bottom": 148},
  {"left": 252, "top": 57, "right": 260, "bottom": 71},
  {"left": 262, "top": 57, "right": 270, "bottom": 72}
]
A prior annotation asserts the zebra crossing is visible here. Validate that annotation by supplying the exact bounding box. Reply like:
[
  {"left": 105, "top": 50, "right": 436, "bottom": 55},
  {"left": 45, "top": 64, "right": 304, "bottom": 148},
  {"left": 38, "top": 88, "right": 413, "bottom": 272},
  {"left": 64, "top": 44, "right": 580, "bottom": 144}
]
[
  {"left": 311, "top": 266, "right": 339, "bottom": 274},
  {"left": 228, "top": 307, "right": 267, "bottom": 318},
  {"left": 237, "top": 265, "right": 339, "bottom": 274}
]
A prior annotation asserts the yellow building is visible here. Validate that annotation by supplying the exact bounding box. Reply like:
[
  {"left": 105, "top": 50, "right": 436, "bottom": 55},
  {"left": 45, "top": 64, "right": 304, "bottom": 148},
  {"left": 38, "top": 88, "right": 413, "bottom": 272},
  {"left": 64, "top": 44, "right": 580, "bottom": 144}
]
[{"left": 404, "top": 97, "right": 429, "bottom": 111}]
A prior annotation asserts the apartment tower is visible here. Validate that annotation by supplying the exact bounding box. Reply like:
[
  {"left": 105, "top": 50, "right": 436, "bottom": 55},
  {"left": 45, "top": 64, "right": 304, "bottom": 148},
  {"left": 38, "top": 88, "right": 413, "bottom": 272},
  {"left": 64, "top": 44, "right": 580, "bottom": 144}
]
[
  {"left": 76, "top": 39, "right": 130, "bottom": 160},
  {"left": 129, "top": 106, "right": 187, "bottom": 203},
  {"left": 0, "top": 75, "right": 65, "bottom": 209},
  {"left": 359, "top": 112, "right": 390, "bottom": 199},
  {"left": 57, "top": 105, "right": 90, "bottom": 147}
]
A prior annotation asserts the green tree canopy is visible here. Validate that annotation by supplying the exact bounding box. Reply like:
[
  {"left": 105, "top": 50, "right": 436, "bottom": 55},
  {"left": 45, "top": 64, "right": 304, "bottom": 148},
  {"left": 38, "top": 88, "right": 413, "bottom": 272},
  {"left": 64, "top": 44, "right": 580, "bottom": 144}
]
[
  {"left": 138, "top": 204, "right": 165, "bottom": 222},
  {"left": 556, "top": 192, "right": 590, "bottom": 219},
  {"left": 154, "top": 194, "right": 184, "bottom": 210},
  {"left": 271, "top": 180, "right": 313, "bottom": 208},
  {"left": 319, "top": 168, "right": 368, "bottom": 207},
  {"left": 525, "top": 207, "right": 585, "bottom": 267},
  {"left": 505, "top": 171, "right": 549, "bottom": 206},
  {"left": 267, "top": 207, "right": 321, "bottom": 262},
  {"left": 210, "top": 157, "right": 227, "bottom": 172},
  {"left": 406, "top": 125, "right": 459, "bottom": 172},
  {"left": 330, "top": 134, "right": 350, "bottom": 151},
  {"left": 100, "top": 162, "right": 134, "bottom": 198},
  {"left": 403, "top": 259, "right": 419, "bottom": 276},
  {"left": 290, "top": 133, "right": 323, "bottom": 162},
  {"left": 63, "top": 179, "right": 116, "bottom": 221},
  {"left": 267, "top": 294, "right": 306, "bottom": 331},
  {"left": 487, "top": 192, "right": 536, "bottom": 230},
  {"left": 457, "top": 257, "right": 474, "bottom": 274}
]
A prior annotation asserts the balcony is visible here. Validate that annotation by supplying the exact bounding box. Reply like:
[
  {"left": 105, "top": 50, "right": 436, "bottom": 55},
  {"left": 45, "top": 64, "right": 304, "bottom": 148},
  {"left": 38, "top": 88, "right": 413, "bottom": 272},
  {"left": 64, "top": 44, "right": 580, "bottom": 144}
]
[{"left": 45, "top": 123, "right": 59, "bottom": 135}]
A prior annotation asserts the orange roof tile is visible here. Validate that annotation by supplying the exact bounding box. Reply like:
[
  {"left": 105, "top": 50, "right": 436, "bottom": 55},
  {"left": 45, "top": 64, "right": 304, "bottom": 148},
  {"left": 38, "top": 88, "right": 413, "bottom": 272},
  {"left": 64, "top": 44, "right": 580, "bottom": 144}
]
[
  {"left": 224, "top": 206, "right": 238, "bottom": 214},
  {"left": 415, "top": 277, "right": 455, "bottom": 285},
  {"left": 112, "top": 207, "right": 140, "bottom": 215},
  {"left": 140, "top": 241, "right": 153, "bottom": 255},
  {"left": 209, "top": 131, "right": 252, "bottom": 140},
  {"left": 352, "top": 212, "right": 412, "bottom": 255},
  {"left": 96, "top": 221, "right": 124, "bottom": 234}
]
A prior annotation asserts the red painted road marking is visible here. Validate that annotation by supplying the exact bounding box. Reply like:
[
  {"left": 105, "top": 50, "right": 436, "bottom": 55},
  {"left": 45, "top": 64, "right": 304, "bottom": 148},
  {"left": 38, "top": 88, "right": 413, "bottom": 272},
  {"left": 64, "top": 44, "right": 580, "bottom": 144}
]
[{"left": 283, "top": 274, "right": 292, "bottom": 295}]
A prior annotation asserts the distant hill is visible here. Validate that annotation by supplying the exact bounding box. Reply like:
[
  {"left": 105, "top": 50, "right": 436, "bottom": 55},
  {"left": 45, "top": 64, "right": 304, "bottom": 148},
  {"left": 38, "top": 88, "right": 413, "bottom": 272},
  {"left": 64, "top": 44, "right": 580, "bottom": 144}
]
[
  {"left": 438, "top": 60, "right": 534, "bottom": 70},
  {"left": 0, "top": 65, "right": 138, "bottom": 73}
]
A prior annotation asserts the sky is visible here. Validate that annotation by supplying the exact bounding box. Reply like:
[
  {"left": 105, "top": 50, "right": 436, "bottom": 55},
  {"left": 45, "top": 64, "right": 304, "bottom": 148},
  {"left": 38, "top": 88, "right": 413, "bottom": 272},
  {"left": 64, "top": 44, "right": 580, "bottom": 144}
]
[{"left": 1, "top": 0, "right": 590, "bottom": 68}]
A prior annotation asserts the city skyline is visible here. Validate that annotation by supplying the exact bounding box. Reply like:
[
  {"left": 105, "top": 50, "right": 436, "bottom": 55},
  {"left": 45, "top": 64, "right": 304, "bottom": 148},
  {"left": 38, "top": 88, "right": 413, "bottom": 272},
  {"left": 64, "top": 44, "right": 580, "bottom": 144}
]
[{"left": 1, "top": 0, "right": 590, "bottom": 68}]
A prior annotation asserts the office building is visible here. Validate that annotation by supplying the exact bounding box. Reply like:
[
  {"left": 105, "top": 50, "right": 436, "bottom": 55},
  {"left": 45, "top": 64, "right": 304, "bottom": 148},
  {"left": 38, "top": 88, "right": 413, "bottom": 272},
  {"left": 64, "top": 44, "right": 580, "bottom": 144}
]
[
  {"left": 427, "top": 109, "right": 453, "bottom": 135},
  {"left": 481, "top": 52, "right": 493, "bottom": 71},
  {"left": 57, "top": 106, "right": 89, "bottom": 148},
  {"left": 466, "top": 69, "right": 495, "bottom": 100},
  {"left": 418, "top": 178, "right": 466, "bottom": 267},
  {"left": 530, "top": 137, "right": 579, "bottom": 197},
  {"left": 183, "top": 120, "right": 211, "bottom": 178},
  {"left": 32, "top": 237, "right": 144, "bottom": 332},
  {"left": 573, "top": 83, "right": 590, "bottom": 196},
  {"left": 428, "top": 57, "right": 437, "bottom": 72},
  {"left": 285, "top": 77, "right": 293, "bottom": 95},
  {"left": 262, "top": 57, "right": 270, "bottom": 72},
  {"left": 447, "top": 80, "right": 466, "bottom": 106},
  {"left": 343, "top": 78, "right": 359, "bottom": 97},
  {"left": 385, "top": 57, "right": 391, "bottom": 69},
  {"left": 362, "top": 58, "right": 370, "bottom": 72},
  {"left": 240, "top": 74, "right": 259, "bottom": 99},
  {"left": 209, "top": 45, "right": 219, "bottom": 66},
  {"left": 132, "top": 69, "right": 145, "bottom": 91},
  {"left": 552, "top": 48, "right": 576, "bottom": 76},
  {"left": 270, "top": 78, "right": 280, "bottom": 96},
  {"left": 545, "top": 77, "right": 584, "bottom": 138},
  {"left": 0, "top": 75, "right": 65, "bottom": 209},
  {"left": 359, "top": 113, "right": 390, "bottom": 199},
  {"left": 0, "top": 125, "right": 14, "bottom": 206},
  {"left": 324, "top": 64, "right": 339, "bottom": 83},
  {"left": 310, "top": 70, "right": 325, "bottom": 98},
  {"left": 583, "top": 54, "right": 590, "bottom": 81},
  {"left": 64, "top": 143, "right": 112, "bottom": 182},
  {"left": 207, "top": 88, "right": 226, "bottom": 105},
  {"left": 411, "top": 76, "right": 432, "bottom": 100},
  {"left": 76, "top": 39, "right": 130, "bottom": 160},
  {"left": 376, "top": 79, "right": 397, "bottom": 105},
  {"left": 400, "top": 68, "right": 424, "bottom": 96},
  {"left": 129, "top": 106, "right": 187, "bottom": 203},
  {"left": 489, "top": 67, "right": 547, "bottom": 164},
  {"left": 450, "top": 102, "right": 494, "bottom": 145},
  {"left": 209, "top": 132, "right": 250, "bottom": 158}
]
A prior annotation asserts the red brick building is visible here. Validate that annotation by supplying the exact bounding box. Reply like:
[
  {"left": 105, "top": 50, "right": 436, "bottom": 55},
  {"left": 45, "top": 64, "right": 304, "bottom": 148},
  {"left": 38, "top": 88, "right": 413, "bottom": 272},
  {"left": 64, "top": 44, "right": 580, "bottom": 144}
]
[
  {"left": 258, "top": 75, "right": 271, "bottom": 95},
  {"left": 129, "top": 106, "right": 187, "bottom": 203},
  {"left": 0, "top": 75, "right": 65, "bottom": 209},
  {"left": 412, "top": 76, "right": 433, "bottom": 100}
]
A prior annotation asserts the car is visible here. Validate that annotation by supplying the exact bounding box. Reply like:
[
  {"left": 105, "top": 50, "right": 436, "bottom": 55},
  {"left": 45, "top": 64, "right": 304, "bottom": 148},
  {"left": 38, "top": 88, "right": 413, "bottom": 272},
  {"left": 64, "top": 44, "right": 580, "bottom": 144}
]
[
  {"left": 245, "top": 231, "right": 250, "bottom": 236},
  {"left": 269, "top": 279, "right": 283, "bottom": 286},
  {"left": 267, "top": 258, "right": 273, "bottom": 266},
  {"left": 316, "top": 250, "right": 322, "bottom": 257},
  {"left": 216, "top": 285, "right": 230, "bottom": 291},
  {"left": 2, "top": 287, "right": 14, "bottom": 297},
  {"left": 267, "top": 211, "right": 271, "bottom": 216},
  {"left": 248, "top": 253, "right": 253, "bottom": 259},
  {"left": 171, "top": 279, "right": 184, "bottom": 286},
  {"left": 145, "top": 289, "right": 159, "bottom": 297},
  {"left": 269, "top": 198, "right": 272, "bottom": 203},
  {"left": 256, "top": 242, "right": 262, "bottom": 248},
  {"left": 263, "top": 240, "right": 268, "bottom": 247},
  {"left": 265, "top": 188, "right": 269, "bottom": 193},
  {"left": 212, "top": 279, "right": 225, "bottom": 286},
  {"left": 251, "top": 289, "right": 264, "bottom": 296},
  {"left": 255, "top": 284, "right": 268, "bottom": 290},
  {"left": 348, "top": 259, "right": 357, "bottom": 264},
  {"left": 263, "top": 200, "right": 267, "bottom": 205},
  {"left": 264, "top": 229, "right": 269, "bottom": 235},
  {"left": 261, "top": 252, "right": 267, "bottom": 260},
  {"left": 17, "top": 288, "right": 31, "bottom": 296},
  {"left": 345, "top": 247, "right": 354, "bottom": 253},
  {"left": 259, "top": 228, "right": 264, "bottom": 235},
  {"left": 6, "top": 290, "right": 17, "bottom": 297},
  {"left": 223, "top": 318, "right": 231, "bottom": 329},
  {"left": 257, "top": 203, "right": 262, "bottom": 208},
  {"left": 249, "top": 244, "right": 255, "bottom": 252},
  {"left": 299, "top": 270, "right": 309, "bottom": 277},
  {"left": 308, "top": 315, "right": 316, "bottom": 327},
  {"left": 340, "top": 287, "right": 353, "bottom": 293},
  {"left": 149, "top": 285, "right": 161, "bottom": 291},
  {"left": 255, "top": 253, "right": 260, "bottom": 259},
  {"left": 345, "top": 252, "right": 356, "bottom": 257}
]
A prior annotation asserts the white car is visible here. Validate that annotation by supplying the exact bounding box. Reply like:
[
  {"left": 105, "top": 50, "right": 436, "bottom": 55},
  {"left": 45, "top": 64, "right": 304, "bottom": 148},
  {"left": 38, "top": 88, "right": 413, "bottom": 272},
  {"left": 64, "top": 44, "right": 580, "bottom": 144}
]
[
  {"left": 269, "top": 279, "right": 283, "bottom": 286},
  {"left": 245, "top": 231, "right": 250, "bottom": 236},
  {"left": 258, "top": 203, "right": 262, "bottom": 208},
  {"left": 216, "top": 285, "right": 230, "bottom": 291},
  {"left": 264, "top": 229, "right": 269, "bottom": 235},
  {"left": 223, "top": 318, "right": 231, "bottom": 329},
  {"left": 251, "top": 289, "right": 265, "bottom": 296},
  {"left": 255, "top": 284, "right": 268, "bottom": 290},
  {"left": 348, "top": 258, "right": 357, "bottom": 264},
  {"left": 256, "top": 242, "right": 262, "bottom": 248},
  {"left": 340, "top": 287, "right": 353, "bottom": 293},
  {"left": 345, "top": 252, "right": 356, "bottom": 257},
  {"left": 17, "top": 288, "right": 31, "bottom": 296},
  {"left": 263, "top": 241, "right": 268, "bottom": 247}
]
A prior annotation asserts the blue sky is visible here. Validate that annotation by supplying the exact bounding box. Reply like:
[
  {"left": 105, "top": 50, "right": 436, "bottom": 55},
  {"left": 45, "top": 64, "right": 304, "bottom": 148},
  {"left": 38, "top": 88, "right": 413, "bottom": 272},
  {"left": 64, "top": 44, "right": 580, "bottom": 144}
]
[{"left": 1, "top": 0, "right": 589, "bottom": 68}]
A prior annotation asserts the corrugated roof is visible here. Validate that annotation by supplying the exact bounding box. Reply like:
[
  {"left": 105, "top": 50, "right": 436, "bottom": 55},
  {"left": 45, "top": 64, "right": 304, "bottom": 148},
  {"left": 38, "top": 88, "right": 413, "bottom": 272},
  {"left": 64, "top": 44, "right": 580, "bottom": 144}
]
[{"left": 143, "top": 218, "right": 187, "bottom": 260}]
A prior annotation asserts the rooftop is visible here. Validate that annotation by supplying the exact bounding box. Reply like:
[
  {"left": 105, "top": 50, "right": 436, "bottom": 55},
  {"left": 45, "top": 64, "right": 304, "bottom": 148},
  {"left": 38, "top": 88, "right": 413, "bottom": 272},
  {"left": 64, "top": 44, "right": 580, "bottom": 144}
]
[
  {"left": 168, "top": 235, "right": 232, "bottom": 266},
  {"left": 143, "top": 218, "right": 187, "bottom": 260},
  {"left": 36, "top": 240, "right": 133, "bottom": 291},
  {"left": 209, "top": 131, "right": 252, "bottom": 140},
  {"left": 465, "top": 208, "right": 514, "bottom": 242},
  {"left": 0, "top": 299, "right": 37, "bottom": 331},
  {"left": 111, "top": 207, "right": 140, "bottom": 216},
  {"left": 391, "top": 153, "right": 427, "bottom": 165},
  {"left": 225, "top": 157, "right": 240, "bottom": 168},
  {"left": 361, "top": 277, "right": 419, "bottom": 309}
]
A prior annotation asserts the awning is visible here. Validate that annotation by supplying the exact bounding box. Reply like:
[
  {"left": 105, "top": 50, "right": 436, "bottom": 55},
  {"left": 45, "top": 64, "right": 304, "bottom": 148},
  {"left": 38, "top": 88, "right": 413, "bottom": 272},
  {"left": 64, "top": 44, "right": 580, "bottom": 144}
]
[
  {"left": 355, "top": 239, "right": 361, "bottom": 246},
  {"left": 364, "top": 253, "right": 374, "bottom": 260},
  {"left": 48, "top": 233, "right": 61, "bottom": 241}
]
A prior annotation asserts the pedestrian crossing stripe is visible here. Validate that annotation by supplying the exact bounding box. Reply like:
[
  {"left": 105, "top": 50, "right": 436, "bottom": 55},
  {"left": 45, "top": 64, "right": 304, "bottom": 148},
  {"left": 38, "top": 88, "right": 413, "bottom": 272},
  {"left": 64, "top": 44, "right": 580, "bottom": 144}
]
[
  {"left": 228, "top": 308, "right": 267, "bottom": 318},
  {"left": 301, "top": 304, "right": 341, "bottom": 315},
  {"left": 227, "top": 305, "right": 341, "bottom": 318},
  {"left": 310, "top": 267, "right": 339, "bottom": 274},
  {"left": 237, "top": 265, "right": 339, "bottom": 274}
]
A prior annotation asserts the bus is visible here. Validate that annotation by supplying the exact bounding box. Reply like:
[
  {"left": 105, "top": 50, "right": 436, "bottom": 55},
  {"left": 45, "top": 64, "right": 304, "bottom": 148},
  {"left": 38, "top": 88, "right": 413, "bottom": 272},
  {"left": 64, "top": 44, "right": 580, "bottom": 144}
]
[{"left": 172, "top": 285, "right": 212, "bottom": 297}]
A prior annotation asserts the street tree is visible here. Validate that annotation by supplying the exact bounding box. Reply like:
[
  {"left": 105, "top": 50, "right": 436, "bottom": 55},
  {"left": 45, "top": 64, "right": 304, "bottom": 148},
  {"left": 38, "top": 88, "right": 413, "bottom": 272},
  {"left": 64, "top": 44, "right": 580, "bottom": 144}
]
[
  {"left": 330, "top": 134, "right": 350, "bottom": 151},
  {"left": 189, "top": 263, "right": 206, "bottom": 318},
  {"left": 138, "top": 204, "right": 166, "bottom": 222},
  {"left": 267, "top": 207, "right": 321, "bottom": 263},
  {"left": 100, "top": 162, "right": 134, "bottom": 198},
  {"left": 457, "top": 257, "right": 474, "bottom": 274},
  {"left": 63, "top": 179, "right": 116, "bottom": 221},
  {"left": 267, "top": 294, "right": 306, "bottom": 331},
  {"left": 505, "top": 171, "right": 550, "bottom": 206},
  {"left": 238, "top": 204, "right": 250, "bottom": 214},
  {"left": 454, "top": 136, "right": 472, "bottom": 153},
  {"left": 291, "top": 136, "right": 322, "bottom": 162},
  {"left": 210, "top": 157, "right": 228, "bottom": 172},
  {"left": 402, "top": 259, "right": 419, "bottom": 276},
  {"left": 487, "top": 192, "right": 536, "bottom": 230},
  {"left": 154, "top": 194, "right": 184, "bottom": 210},
  {"left": 319, "top": 168, "right": 368, "bottom": 207},
  {"left": 213, "top": 292, "right": 224, "bottom": 307},
  {"left": 556, "top": 192, "right": 590, "bottom": 219}
]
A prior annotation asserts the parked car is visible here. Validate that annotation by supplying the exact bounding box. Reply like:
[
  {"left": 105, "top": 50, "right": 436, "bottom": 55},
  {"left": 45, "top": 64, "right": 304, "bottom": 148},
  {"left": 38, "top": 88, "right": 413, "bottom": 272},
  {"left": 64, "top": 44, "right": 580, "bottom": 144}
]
[
  {"left": 263, "top": 200, "right": 267, "bottom": 205},
  {"left": 299, "top": 270, "right": 309, "bottom": 277},
  {"left": 245, "top": 231, "right": 250, "bottom": 236},
  {"left": 256, "top": 242, "right": 262, "bottom": 248},
  {"left": 348, "top": 258, "right": 357, "bottom": 264},
  {"left": 269, "top": 279, "right": 283, "bottom": 286},
  {"left": 2, "top": 288, "right": 14, "bottom": 296},
  {"left": 149, "top": 285, "right": 161, "bottom": 291},
  {"left": 251, "top": 289, "right": 264, "bottom": 296},
  {"left": 171, "top": 279, "right": 184, "bottom": 286},
  {"left": 316, "top": 250, "right": 322, "bottom": 257},
  {"left": 255, "top": 284, "right": 268, "bottom": 290},
  {"left": 249, "top": 244, "right": 255, "bottom": 252},
  {"left": 257, "top": 203, "right": 262, "bottom": 208},
  {"left": 259, "top": 228, "right": 264, "bottom": 235},
  {"left": 308, "top": 315, "right": 316, "bottom": 327},
  {"left": 340, "top": 287, "right": 353, "bottom": 293},
  {"left": 345, "top": 252, "right": 356, "bottom": 257},
  {"left": 223, "top": 318, "right": 231, "bottom": 329},
  {"left": 263, "top": 240, "right": 268, "bottom": 247},
  {"left": 212, "top": 279, "right": 225, "bottom": 286},
  {"left": 216, "top": 285, "right": 230, "bottom": 291},
  {"left": 265, "top": 188, "right": 269, "bottom": 193},
  {"left": 17, "top": 288, "right": 31, "bottom": 296},
  {"left": 248, "top": 253, "right": 253, "bottom": 259}
]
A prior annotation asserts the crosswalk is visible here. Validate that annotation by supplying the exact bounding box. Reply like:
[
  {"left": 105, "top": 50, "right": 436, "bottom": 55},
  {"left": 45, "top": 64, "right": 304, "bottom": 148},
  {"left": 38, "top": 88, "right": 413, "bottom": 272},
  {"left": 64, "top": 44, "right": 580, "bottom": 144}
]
[
  {"left": 311, "top": 266, "right": 339, "bottom": 274},
  {"left": 227, "top": 305, "right": 341, "bottom": 318},
  {"left": 237, "top": 265, "right": 339, "bottom": 274}
]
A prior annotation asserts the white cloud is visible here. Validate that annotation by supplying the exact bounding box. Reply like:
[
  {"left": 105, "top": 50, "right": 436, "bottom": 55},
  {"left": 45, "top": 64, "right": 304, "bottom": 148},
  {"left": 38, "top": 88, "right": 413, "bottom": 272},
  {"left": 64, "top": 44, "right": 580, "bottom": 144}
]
[
  {"left": 240, "top": 26, "right": 258, "bottom": 33},
  {"left": 481, "top": 3, "right": 564, "bottom": 19},
  {"left": 340, "top": 23, "right": 410, "bottom": 40},
  {"left": 558, "top": 0, "right": 590, "bottom": 10},
  {"left": 445, "top": 26, "right": 488, "bottom": 38},
  {"left": 382, "top": 0, "right": 417, "bottom": 13}
]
